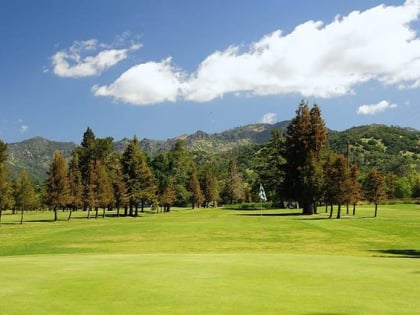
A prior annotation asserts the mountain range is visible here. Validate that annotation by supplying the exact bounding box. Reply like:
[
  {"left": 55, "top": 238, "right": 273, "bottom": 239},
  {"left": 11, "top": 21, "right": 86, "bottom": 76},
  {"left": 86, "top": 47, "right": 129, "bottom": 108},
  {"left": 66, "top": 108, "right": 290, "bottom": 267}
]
[{"left": 5, "top": 121, "right": 420, "bottom": 182}]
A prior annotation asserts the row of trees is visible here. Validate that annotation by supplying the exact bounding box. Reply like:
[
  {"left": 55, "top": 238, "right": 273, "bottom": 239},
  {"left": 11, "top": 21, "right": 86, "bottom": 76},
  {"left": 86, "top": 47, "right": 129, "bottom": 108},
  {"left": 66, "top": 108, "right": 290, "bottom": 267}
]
[{"left": 0, "top": 102, "right": 393, "bottom": 222}]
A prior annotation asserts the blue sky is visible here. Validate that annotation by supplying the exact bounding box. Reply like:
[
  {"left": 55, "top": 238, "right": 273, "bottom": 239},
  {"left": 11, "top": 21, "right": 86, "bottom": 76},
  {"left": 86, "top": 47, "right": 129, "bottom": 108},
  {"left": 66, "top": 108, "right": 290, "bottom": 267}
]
[{"left": 1, "top": 0, "right": 420, "bottom": 143}]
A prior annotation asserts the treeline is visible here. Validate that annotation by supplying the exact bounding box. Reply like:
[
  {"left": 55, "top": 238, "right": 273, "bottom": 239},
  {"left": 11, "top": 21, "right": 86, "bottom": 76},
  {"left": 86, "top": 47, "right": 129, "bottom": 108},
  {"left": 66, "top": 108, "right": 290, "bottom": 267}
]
[{"left": 0, "top": 101, "right": 418, "bottom": 223}]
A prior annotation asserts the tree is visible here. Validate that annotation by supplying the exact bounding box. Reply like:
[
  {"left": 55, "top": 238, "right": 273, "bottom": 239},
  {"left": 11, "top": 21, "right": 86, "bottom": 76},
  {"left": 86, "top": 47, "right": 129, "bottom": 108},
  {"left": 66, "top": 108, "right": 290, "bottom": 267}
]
[
  {"left": 160, "top": 177, "right": 176, "bottom": 212},
  {"left": 96, "top": 160, "right": 114, "bottom": 218},
  {"left": 283, "top": 102, "right": 327, "bottom": 214},
  {"left": 223, "top": 159, "right": 244, "bottom": 204},
  {"left": 45, "top": 151, "right": 69, "bottom": 221},
  {"left": 17, "top": 169, "right": 37, "bottom": 224},
  {"left": 256, "top": 128, "right": 286, "bottom": 207},
  {"left": 85, "top": 160, "right": 98, "bottom": 219},
  {"left": 324, "top": 154, "right": 350, "bottom": 219},
  {"left": 349, "top": 165, "right": 362, "bottom": 216},
  {"left": 201, "top": 164, "right": 219, "bottom": 207},
  {"left": 0, "top": 140, "right": 13, "bottom": 224},
  {"left": 167, "top": 139, "right": 191, "bottom": 206},
  {"left": 67, "top": 151, "right": 83, "bottom": 220},
  {"left": 363, "top": 169, "right": 386, "bottom": 217},
  {"left": 189, "top": 162, "right": 204, "bottom": 209},
  {"left": 112, "top": 164, "right": 129, "bottom": 217},
  {"left": 121, "top": 136, "right": 156, "bottom": 216}
]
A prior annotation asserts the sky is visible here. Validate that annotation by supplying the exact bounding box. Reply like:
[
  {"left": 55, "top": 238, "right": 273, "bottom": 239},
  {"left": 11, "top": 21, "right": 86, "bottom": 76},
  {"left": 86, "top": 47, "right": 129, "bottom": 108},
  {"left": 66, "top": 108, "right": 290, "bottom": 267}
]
[{"left": 1, "top": 0, "right": 420, "bottom": 143}]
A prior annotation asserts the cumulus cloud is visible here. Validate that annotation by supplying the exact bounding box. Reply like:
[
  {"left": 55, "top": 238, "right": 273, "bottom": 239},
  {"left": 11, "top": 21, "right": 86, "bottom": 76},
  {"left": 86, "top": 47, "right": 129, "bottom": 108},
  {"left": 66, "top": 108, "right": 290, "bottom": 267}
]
[
  {"left": 92, "top": 58, "right": 184, "bottom": 105},
  {"left": 357, "top": 100, "right": 398, "bottom": 115},
  {"left": 94, "top": 0, "right": 420, "bottom": 105},
  {"left": 51, "top": 39, "right": 141, "bottom": 78},
  {"left": 261, "top": 113, "right": 277, "bottom": 124}
]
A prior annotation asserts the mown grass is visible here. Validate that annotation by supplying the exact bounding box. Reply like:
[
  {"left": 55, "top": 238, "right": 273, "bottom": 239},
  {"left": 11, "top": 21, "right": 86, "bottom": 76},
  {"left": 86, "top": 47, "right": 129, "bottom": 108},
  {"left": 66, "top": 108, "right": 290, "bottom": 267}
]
[{"left": 0, "top": 204, "right": 419, "bottom": 314}]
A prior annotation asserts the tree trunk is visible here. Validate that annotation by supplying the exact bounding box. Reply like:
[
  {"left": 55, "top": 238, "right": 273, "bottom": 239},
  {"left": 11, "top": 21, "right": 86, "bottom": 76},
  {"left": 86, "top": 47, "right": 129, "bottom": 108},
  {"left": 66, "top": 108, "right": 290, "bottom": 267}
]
[
  {"left": 329, "top": 204, "right": 333, "bottom": 219},
  {"left": 337, "top": 203, "right": 341, "bottom": 219},
  {"left": 346, "top": 203, "right": 349, "bottom": 215},
  {"left": 117, "top": 207, "right": 120, "bottom": 217},
  {"left": 95, "top": 207, "right": 98, "bottom": 218},
  {"left": 352, "top": 204, "right": 356, "bottom": 216},
  {"left": 54, "top": 206, "right": 58, "bottom": 222},
  {"left": 374, "top": 203, "right": 378, "bottom": 217},
  {"left": 102, "top": 207, "right": 106, "bottom": 218},
  {"left": 302, "top": 201, "right": 315, "bottom": 215},
  {"left": 134, "top": 205, "right": 138, "bottom": 217},
  {"left": 0, "top": 210, "right": 2, "bottom": 225},
  {"left": 141, "top": 201, "right": 144, "bottom": 213},
  {"left": 325, "top": 203, "right": 328, "bottom": 213},
  {"left": 20, "top": 207, "right": 24, "bottom": 224},
  {"left": 87, "top": 207, "right": 91, "bottom": 219},
  {"left": 68, "top": 208, "right": 73, "bottom": 221}
]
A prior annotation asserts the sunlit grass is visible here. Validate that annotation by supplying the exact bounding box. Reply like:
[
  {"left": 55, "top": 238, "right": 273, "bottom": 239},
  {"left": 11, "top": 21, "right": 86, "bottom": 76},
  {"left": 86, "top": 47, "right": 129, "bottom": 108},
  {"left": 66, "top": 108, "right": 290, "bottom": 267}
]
[{"left": 0, "top": 204, "right": 419, "bottom": 314}]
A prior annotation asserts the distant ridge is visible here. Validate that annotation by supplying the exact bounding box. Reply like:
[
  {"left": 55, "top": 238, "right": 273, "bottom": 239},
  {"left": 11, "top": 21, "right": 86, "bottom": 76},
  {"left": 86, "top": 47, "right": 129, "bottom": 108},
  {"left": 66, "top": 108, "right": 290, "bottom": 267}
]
[{"left": 5, "top": 121, "right": 420, "bottom": 182}]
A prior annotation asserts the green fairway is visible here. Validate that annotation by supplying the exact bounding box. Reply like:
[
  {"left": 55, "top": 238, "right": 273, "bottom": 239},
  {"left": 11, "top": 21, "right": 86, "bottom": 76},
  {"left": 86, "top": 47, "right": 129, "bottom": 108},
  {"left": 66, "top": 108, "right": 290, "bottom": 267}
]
[{"left": 0, "top": 205, "right": 419, "bottom": 314}]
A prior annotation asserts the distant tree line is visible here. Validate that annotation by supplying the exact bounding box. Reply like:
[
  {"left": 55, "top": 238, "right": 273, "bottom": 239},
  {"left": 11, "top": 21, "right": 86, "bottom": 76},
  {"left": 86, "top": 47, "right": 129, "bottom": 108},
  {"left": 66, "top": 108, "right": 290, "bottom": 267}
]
[{"left": 1, "top": 101, "right": 417, "bottom": 223}]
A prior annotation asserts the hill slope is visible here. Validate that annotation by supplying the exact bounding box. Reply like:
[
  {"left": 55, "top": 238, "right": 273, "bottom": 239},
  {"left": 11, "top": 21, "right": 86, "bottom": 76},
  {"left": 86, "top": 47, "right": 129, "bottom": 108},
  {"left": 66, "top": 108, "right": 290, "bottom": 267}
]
[{"left": 5, "top": 122, "right": 420, "bottom": 182}]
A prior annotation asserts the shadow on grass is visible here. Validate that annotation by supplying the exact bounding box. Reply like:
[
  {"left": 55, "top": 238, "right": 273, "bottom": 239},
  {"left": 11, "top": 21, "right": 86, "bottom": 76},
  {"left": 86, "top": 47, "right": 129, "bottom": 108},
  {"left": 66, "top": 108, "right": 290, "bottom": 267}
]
[
  {"left": 238, "top": 212, "right": 304, "bottom": 217},
  {"left": 372, "top": 249, "right": 420, "bottom": 259}
]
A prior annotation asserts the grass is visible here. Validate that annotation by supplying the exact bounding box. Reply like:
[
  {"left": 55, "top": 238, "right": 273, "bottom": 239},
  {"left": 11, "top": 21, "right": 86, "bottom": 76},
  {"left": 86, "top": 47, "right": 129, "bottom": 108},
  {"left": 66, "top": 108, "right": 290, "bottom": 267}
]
[{"left": 0, "top": 205, "right": 419, "bottom": 314}]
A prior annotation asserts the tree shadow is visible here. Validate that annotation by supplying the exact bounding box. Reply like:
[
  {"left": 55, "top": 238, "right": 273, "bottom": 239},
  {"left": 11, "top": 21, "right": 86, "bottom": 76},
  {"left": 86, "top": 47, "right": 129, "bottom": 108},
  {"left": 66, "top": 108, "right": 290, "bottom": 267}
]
[
  {"left": 238, "top": 212, "right": 304, "bottom": 217},
  {"left": 371, "top": 249, "right": 420, "bottom": 259}
]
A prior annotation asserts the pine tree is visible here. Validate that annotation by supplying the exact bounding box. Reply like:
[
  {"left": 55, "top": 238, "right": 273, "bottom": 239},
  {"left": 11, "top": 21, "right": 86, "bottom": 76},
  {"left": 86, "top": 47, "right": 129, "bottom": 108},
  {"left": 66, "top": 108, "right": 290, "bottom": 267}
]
[
  {"left": 18, "top": 169, "right": 37, "bottom": 224},
  {"left": 45, "top": 151, "right": 69, "bottom": 221},
  {"left": 0, "top": 140, "right": 13, "bottom": 224},
  {"left": 121, "top": 136, "right": 156, "bottom": 216},
  {"left": 160, "top": 177, "right": 176, "bottom": 212},
  {"left": 189, "top": 162, "right": 204, "bottom": 209},
  {"left": 257, "top": 128, "right": 286, "bottom": 207},
  {"left": 223, "top": 159, "right": 244, "bottom": 204},
  {"left": 201, "top": 164, "right": 218, "bottom": 207},
  {"left": 67, "top": 151, "right": 83, "bottom": 220},
  {"left": 96, "top": 160, "right": 114, "bottom": 218},
  {"left": 283, "top": 101, "right": 327, "bottom": 214},
  {"left": 85, "top": 160, "right": 98, "bottom": 219}
]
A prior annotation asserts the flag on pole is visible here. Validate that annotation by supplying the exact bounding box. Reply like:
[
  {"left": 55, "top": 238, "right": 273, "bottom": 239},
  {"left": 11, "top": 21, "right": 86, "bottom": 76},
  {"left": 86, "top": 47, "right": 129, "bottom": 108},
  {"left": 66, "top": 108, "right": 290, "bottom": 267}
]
[{"left": 259, "top": 183, "right": 267, "bottom": 202}]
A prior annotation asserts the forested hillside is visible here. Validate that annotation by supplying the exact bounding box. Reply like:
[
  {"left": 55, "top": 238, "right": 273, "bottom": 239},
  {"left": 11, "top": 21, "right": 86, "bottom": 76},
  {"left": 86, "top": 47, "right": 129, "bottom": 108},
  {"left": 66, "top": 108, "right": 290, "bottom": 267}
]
[{"left": 5, "top": 122, "right": 420, "bottom": 183}]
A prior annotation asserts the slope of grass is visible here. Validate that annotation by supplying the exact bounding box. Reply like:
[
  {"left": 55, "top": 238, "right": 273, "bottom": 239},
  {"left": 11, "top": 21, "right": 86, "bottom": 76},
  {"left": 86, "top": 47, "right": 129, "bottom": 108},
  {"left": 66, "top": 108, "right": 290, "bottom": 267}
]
[{"left": 0, "top": 205, "right": 419, "bottom": 314}]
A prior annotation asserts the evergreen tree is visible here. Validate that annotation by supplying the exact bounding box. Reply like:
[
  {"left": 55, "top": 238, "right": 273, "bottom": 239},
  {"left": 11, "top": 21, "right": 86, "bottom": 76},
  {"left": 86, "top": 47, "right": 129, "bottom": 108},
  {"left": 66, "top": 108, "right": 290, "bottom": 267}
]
[
  {"left": 223, "top": 159, "right": 244, "bottom": 204},
  {"left": 121, "top": 136, "right": 156, "bottom": 216},
  {"left": 168, "top": 139, "right": 191, "bottom": 206},
  {"left": 112, "top": 163, "right": 129, "bottom": 217},
  {"left": 256, "top": 128, "right": 286, "bottom": 207},
  {"left": 0, "top": 140, "right": 13, "bottom": 224},
  {"left": 45, "top": 151, "right": 69, "bottom": 221},
  {"left": 283, "top": 102, "right": 327, "bottom": 214},
  {"left": 17, "top": 169, "right": 37, "bottom": 224},
  {"left": 201, "top": 164, "right": 218, "bottom": 207},
  {"left": 160, "top": 177, "right": 176, "bottom": 212},
  {"left": 96, "top": 161, "right": 114, "bottom": 218},
  {"left": 67, "top": 151, "right": 83, "bottom": 220},
  {"left": 85, "top": 160, "right": 98, "bottom": 219},
  {"left": 189, "top": 162, "right": 204, "bottom": 209},
  {"left": 363, "top": 169, "right": 386, "bottom": 217}
]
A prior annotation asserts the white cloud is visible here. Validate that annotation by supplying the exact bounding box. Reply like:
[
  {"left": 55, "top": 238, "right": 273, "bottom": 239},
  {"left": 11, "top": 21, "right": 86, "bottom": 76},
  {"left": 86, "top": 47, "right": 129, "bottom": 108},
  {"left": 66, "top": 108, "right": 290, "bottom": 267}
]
[
  {"left": 20, "top": 125, "right": 29, "bottom": 134},
  {"left": 260, "top": 113, "right": 277, "bottom": 124},
  {"left": 92, "top": 58, "right": 184, "bottom": 105},
  {"left": 51, "top": 39, "right": 141, "bottom": 78},
  {"left": 94, "top": 0, "right": 420, "bottom": 105},
  {"left": 357, "top": 100, "right": 398, "bottom": 115}
]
